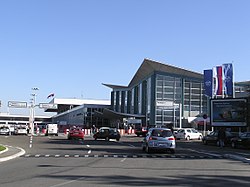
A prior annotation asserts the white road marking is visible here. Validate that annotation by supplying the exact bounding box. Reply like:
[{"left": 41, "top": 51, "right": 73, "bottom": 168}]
[
  {"left": 121, "top": 158, "right": 127, "bottom": 162},
  {"left": 49, "top": 176, "right": 86, "bottom": 187}
]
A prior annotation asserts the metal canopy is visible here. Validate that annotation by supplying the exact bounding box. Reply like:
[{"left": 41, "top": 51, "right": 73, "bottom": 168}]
[{"left": 94, "top": 108, "right": 145, "bottom": 119}]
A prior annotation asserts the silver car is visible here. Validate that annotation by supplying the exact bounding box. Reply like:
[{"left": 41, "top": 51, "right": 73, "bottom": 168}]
[{"left": 142, "top": 128, "right": 176, "bottom": 154}]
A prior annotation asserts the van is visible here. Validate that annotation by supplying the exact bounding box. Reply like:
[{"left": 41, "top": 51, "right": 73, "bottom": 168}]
[{"left": 45, "top": 124, "right": 58, "bottom": 136}]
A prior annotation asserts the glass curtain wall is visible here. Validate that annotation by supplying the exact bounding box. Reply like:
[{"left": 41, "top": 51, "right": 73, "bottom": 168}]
[
  {"left": 155, "top": 74, "right": 182, "bottom": 127},
  {"left": 183, "top": 80, "right": 206, "bottom": 118},
  {"left": 146, "top": 77, "right": 151, "bottom": 125}
]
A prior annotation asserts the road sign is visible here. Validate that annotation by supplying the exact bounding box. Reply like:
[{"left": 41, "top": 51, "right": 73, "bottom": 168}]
[
  {"left": 8, "top": 101, "right": 27, "bottom": 108},
  {"left": 39, "top": 103, "right": 58, "bottom": 109}
]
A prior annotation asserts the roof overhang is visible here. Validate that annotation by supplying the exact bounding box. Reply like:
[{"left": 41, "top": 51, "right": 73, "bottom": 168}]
[{"left": 94, "top": 108, "right": 145, "bottom": 119}]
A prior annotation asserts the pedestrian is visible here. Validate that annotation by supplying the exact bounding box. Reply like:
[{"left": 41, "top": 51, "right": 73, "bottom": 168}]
[
  {"left": 92, "top": 125, "right": 96, "bottom": 134},
  {"left": 218, "top": 127, "right": 226, "bottom": 148}
]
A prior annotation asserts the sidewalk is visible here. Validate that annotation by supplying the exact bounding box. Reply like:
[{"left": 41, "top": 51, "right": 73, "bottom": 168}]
[{"left": 0, "top": 145, "right": 25, "bottom": 162}]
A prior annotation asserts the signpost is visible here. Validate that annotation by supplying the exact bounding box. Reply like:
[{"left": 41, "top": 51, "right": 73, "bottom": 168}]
[
  {"left": 8, "top": 101, "right": 27, "bottom": 108},
  {"left": 39, "top": 103, "right": 58, "bottom": 109}
]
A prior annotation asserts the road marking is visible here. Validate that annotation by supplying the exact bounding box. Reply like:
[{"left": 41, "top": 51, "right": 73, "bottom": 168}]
[
  {"left": 49, "top": 176, "right": 86, "bottom": 187},
  {"left": 121, "top": 158, "right": 127, "bottom": 162},
  {"left": 29, "top": 136, "right": 33, "bottom": 148}
]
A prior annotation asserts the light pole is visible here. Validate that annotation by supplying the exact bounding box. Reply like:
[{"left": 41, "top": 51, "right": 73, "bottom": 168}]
[{"left": 30, "top": 87, "right": 39, "bottom": 135}]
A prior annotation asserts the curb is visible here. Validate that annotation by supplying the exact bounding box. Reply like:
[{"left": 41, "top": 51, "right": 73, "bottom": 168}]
[
  {"left": 0, "top": 146, "right": 9, "bottom": 155},
  {"left": 0, "top": 145, "right": 26, "bottom": 162}
]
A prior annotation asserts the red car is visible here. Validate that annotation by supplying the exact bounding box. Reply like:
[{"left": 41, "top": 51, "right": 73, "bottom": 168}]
[{"left": 68, "top": 127, "right": 84, "bottom": 140}]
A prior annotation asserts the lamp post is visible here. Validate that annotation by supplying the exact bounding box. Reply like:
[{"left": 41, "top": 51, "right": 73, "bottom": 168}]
[{"left": 30, "top": 87, "right": 39, "bottom": 135}]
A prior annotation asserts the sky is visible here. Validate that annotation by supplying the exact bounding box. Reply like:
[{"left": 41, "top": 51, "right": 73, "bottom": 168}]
[{"left": 0, "top": 0, "right": 250, "bottom": 116}]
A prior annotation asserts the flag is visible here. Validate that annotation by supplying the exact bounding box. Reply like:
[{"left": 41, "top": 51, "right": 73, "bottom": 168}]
[
  {"left": 216, "top": 66, "right": 223, "bottom": 95},
  {"left": 47, "top": 93, "right": 55, "bottom": 99},
  {"left": 223, "top": 63, "right": 233, "bottom": 97},
  {"left": 204, "top": 69, "right": 213, "bottom": 97},
  {"left": 213, "top": 66, "right": 223, "bottom": 96}
]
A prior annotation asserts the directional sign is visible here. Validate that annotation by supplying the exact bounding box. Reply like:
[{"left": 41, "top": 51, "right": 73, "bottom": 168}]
[
  {"left": 39, "top": 103, "right": 58, "bottom": 109},
  {"left": 8, "top": 101, "right": 27, "bottom": 108}
]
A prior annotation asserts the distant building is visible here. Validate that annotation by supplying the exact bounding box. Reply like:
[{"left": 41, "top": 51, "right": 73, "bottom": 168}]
[{"left": 48, "top": 98, "right": 111, "bottom": 130}]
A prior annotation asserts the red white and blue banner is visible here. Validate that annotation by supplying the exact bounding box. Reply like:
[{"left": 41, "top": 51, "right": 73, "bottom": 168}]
[
  {"left": 204, "top": 63, "right": 234, "bottom": 98},
  {"left": 214, "top": 66, "right": 223, "bottom": 96}
]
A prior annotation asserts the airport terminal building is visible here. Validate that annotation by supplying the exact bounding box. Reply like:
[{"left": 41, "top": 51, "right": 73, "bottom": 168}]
[
  {"left": 1, "top": 59, "right": 249, "bottom": 132},
  {"left": 103, "top": 59, "right": 209, "bottom": 129}
]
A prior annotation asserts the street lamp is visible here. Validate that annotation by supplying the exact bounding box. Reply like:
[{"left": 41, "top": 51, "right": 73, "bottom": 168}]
[{"left": 30, "top": 87, "right": 39, "bottom": 135}]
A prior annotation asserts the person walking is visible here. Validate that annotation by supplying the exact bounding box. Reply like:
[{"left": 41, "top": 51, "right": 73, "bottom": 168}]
[{"left": 218, "top": 127, "right": 226, "bottom": 148}]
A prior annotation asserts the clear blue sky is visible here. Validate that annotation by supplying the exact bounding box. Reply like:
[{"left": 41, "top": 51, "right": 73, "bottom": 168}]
[{"left": 0, "top": 0, "right": 250, "bottom": 115}]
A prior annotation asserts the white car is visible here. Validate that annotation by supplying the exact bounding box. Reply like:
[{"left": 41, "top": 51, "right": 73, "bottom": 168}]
[
  {"left": 174, "top": 128, "right": 203, "bottom": 140},
  {"left": 14, "top": 127, "right": 27, "bottom": 135},
  {"left": 0, "top": 126, "right": 11, "bottom": 135}
]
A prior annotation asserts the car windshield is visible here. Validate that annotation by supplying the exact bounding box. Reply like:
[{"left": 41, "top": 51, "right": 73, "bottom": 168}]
[{"left": 152, "top": 129, "right": 172, "bottom": 137}]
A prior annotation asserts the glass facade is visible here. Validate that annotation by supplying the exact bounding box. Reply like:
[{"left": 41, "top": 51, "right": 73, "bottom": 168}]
[{"left": 110, "top": 66, "right": 208, "bottom": 128}]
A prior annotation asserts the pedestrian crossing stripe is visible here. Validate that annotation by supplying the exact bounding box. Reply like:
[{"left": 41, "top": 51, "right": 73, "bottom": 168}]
[{"left": 21, "top": 154, "right": 223, "bottom": 159}]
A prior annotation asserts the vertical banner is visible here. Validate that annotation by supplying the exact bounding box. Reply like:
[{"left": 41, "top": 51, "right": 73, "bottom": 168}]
[
  {"left": 213, "top": 67, "right": 218, "bottom": 97},
  {"left": 216, "top": 66, "right": 223, "bottom": 96},
  {"left": 204, "top": 69, "right": 213, "bottom": 97},
  {"left": 223, "top": 63, "right": 233, "bottom": 97}
]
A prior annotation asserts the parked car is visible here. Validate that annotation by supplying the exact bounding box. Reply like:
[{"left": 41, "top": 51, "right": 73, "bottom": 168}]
[
  {"left": 68, "top": 127, "right": 84, "bottom": 140},
  {"left": 0, "top": 126, "right": 10, "bottom": 135},
  {"left": 93, "top": 127, "right": 120, "bottom": 141},
  {"left": 202, "top": 131, "right": 238, "bottom": 146},
  {"left": 14, "top": 127, "right": 27, "bottom": 135},
  {"left": 45, "top": 123, "right": 58, "bottom": 136},
  {"left": 174, "top": 128, "right": 203, "bottom": 140},
  {"left": 135, "top": 126, "right": 148, "bottom": 137},
  {"left": 231, "top": 132, "right": 250, "bottom": 149},
  {"left": 142, "top": 127, "right": 176, "bottom": 154}
]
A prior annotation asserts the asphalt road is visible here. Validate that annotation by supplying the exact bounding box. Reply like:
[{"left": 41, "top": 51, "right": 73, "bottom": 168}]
[{"left": 0, "top": 134, "right": 250, "bottom": 187}]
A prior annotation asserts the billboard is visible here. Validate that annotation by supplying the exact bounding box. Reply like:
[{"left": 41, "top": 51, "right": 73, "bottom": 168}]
[{"left": 211, "top": 98, "right": 247, "bottom": 126}]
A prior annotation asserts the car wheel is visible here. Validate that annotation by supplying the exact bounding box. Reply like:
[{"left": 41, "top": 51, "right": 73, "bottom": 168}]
[
  {"left": 170, "top": 149, "right": 175, "bottom": 154},
  {"left": 186, "top": 136, "right": 190, "bottom": 141},
  {"left": 198, "top": 135, "right": 202, "bottom": 140},
  {"left": 142, "top": 145, "right": 146, "bottom": 151},
  {"left": 116, "top": 138, "right": 120, "bottom": 141},
  {"left": 231, "top": 141, "right": 237, "bottom": 148}
]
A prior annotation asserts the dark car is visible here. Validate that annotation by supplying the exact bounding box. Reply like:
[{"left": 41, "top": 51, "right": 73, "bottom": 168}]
[
  {"left": 135, "top": 126, "right": 148, "bottom": 137},
  {"left": 93, "top": 127, "right": 120, "bottom": 141},
  {"left": 231, "top": 132, "right": 250, "bottom": 149},
  {"left": 202, "top": 131, "right": 238, "bottom": 146},
  {"left": 68, "top": 127, "right": 84, "bottom": 140}
]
